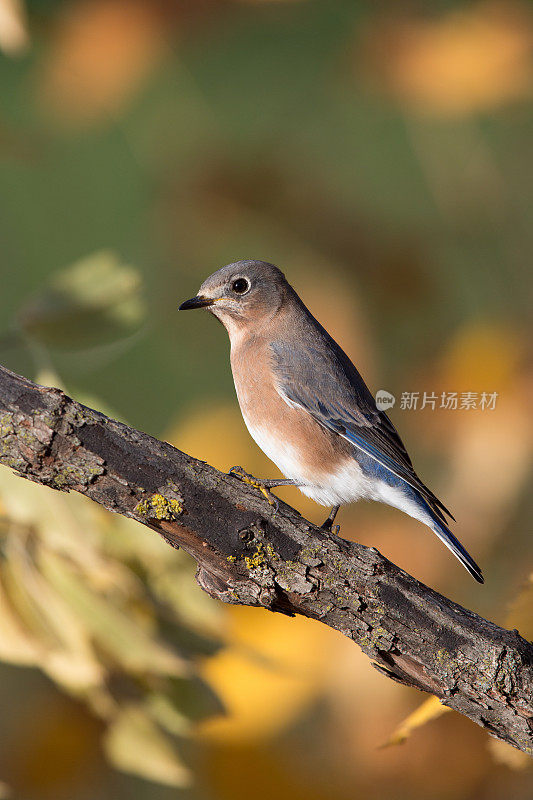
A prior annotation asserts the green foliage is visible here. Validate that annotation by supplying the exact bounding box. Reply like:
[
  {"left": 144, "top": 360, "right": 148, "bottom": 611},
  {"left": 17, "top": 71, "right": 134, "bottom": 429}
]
[{"left": 16, "top": 251, "right": 146, "bottom": 349}]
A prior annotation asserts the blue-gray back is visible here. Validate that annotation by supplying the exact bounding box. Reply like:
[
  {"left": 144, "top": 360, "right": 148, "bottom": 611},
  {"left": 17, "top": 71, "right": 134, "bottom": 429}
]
[{"left": 270, "top": 300, "right": 452, "bottom": 523}]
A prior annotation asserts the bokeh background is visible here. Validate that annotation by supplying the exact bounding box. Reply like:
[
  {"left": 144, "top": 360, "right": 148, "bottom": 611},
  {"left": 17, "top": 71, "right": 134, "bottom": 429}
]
[{"left": 0, "top": 0, "right": 532, "bottom": 797}]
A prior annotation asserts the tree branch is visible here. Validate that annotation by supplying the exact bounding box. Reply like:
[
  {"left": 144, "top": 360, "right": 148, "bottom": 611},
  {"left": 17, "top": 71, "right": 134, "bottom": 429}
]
[{"left": 0, "top": 364, "right": 531, "bottom": 754}]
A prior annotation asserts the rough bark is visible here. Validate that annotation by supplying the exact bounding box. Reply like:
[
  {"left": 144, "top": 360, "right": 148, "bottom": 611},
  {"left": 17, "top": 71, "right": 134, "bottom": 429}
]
[{"left": 0, "top": 364, "right": 531, "bottom": 754}]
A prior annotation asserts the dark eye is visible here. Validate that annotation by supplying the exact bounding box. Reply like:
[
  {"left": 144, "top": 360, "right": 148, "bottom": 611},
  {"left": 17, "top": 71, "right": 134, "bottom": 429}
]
[{"left": 231, "top": 277, "right": 249, "bottom": 294}]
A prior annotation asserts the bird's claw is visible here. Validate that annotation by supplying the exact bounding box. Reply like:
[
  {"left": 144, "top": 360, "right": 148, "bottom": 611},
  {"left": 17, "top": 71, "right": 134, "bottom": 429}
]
[
  {"left": 229, "top": 466, "right": 279, "bottom": 511},
  {"left": 320, "top": 520, "right": 341, "bottom": 536}
]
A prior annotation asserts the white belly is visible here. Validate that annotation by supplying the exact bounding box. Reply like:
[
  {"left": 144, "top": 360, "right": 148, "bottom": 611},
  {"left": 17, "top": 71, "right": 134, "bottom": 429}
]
[
  {"left": 241, "top": 413, "right": 377, "bottom": 507},
  {"left": 241, "top": 413, "right": 439, "bottom": 527}
]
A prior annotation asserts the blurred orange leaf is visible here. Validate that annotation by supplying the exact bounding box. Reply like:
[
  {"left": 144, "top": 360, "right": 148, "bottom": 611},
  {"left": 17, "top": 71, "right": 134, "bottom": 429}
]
[
  {"left": 39, "top": 0, "right": 168, "bottom": 125},
  {"left": 364, "top": 2, "right": 533, "bottom": 116},
  {"left": 439, "top": 322, "right": 522, "bottom": 393},
  {"left": 382, "top": 696, "right": 451, "bottom": 747}
]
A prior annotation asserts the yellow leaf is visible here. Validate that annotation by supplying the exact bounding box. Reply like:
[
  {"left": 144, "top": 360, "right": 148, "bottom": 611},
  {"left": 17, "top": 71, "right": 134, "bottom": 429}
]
[
  {"left": 382, "top": 696, "right": 451, "bottom": 747},
  {"left": 0, "top": 578, "right": 41, "bottom": 665},
  {"left": 147, "top": 693, "right": 191, "bottom": 737},
  {"left": 1, "top": 544, "right": 105, "bottom": 691},
  {"left": 39, "top": 549, "right": 188, "bottom": 677},
  {"left": 0, "top": 468, "right": 110, "bottom": 577},
  {"left": 104, "top": 704, "right": 191, "bottom": 787},
  {"left": 198, "top": 605, "right": 336, "bottom": 742}
]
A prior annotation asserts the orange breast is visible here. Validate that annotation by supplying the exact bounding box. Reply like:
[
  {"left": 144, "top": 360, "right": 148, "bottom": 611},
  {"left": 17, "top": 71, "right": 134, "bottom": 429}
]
[{"left": 230, "top": 335, "right": 351, "bottom": 483}]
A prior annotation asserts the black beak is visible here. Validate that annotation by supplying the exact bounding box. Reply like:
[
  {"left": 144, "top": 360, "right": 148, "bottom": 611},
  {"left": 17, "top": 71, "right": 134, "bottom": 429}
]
[{"left": 178, "top": 295, "right": 214, "bottom": 311}]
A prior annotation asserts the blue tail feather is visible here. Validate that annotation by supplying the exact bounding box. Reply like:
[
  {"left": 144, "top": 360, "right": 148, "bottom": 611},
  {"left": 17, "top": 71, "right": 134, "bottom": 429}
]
[
  {"left": 417, "top": 495, "right": 484, "bottom": 584},
  {"left": 353, "top": 448, "right": 484, "bottom": 583}
]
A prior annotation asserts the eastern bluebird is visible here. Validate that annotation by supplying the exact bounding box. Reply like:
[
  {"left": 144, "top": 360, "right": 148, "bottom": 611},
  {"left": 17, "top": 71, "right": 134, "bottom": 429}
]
[{"left": 179, "top": 260, "right": 483, "bottom": 583}]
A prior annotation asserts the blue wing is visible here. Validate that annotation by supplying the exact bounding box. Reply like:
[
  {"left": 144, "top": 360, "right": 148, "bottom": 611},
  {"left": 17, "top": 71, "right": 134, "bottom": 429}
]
[
  {"left": 270, "top": 338, "right": 454, "bottom": 525},
  {"left": 270, "top": 330, "right": 484, "bottom": 583}
]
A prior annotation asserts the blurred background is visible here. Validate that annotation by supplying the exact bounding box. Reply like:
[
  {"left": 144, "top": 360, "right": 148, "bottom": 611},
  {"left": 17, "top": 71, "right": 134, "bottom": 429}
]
[{"left": 0, "top": 0, "right": 532, "bottom": 797}]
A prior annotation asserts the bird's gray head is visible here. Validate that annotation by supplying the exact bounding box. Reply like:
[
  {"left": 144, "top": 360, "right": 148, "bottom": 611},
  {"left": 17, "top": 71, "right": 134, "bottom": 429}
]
[{"left": 179, "top": 260, "right": 290, "bottom": 332}]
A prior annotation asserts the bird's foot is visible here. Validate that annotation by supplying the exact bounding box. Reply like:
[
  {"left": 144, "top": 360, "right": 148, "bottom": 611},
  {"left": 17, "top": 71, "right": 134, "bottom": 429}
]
[
  {"left": 321, "top": 520, "right": 340, "bottom": 535},
  {"left": 229, "top": 466, "right": 279, "bottom": 511},
  {"left": 320, "top": 505, "right": 340, "bottom": 535}
]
